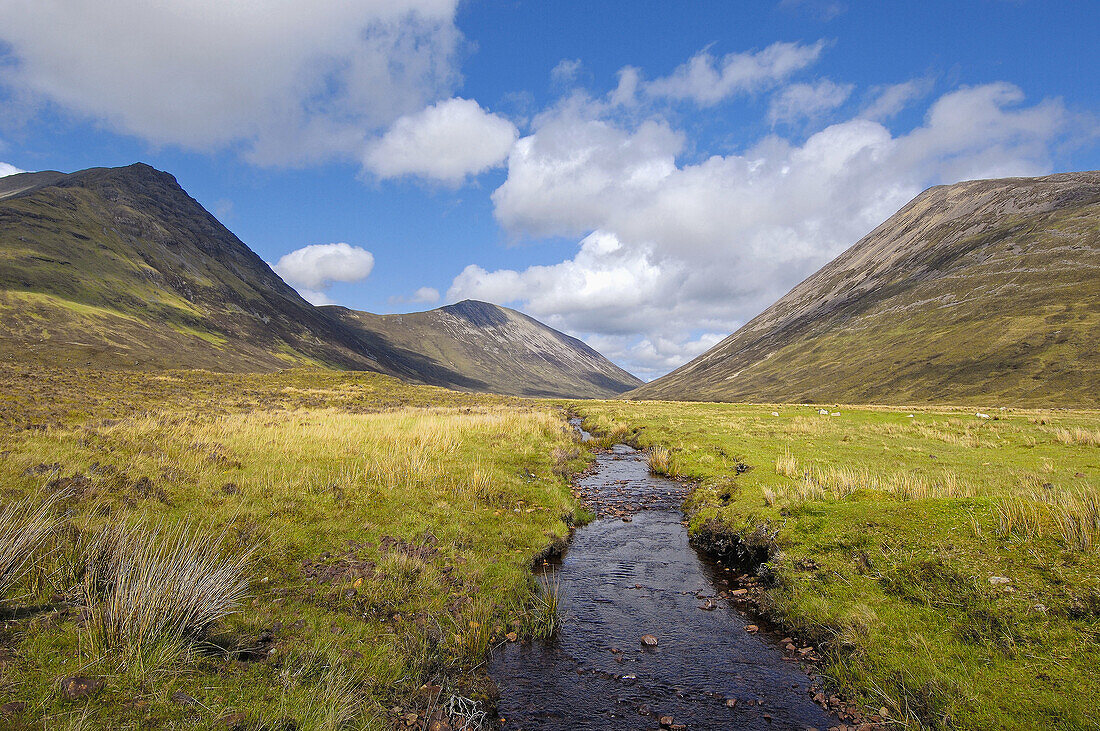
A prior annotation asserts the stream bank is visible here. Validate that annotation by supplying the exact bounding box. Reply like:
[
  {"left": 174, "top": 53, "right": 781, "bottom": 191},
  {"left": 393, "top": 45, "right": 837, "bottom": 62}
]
[{"left": 489, "top": 429, "right": 838, "bottom": 730}]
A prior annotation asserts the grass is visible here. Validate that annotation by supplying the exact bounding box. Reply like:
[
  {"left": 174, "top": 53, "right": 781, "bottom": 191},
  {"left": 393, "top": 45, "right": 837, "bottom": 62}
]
[
  {"left": 0, "top": 366, "right": 590, "bottom": 729},
  {"left": 80, "top": 519, "right": 253, "bottom": 671},
  {"left": 572, "top": 399, "right": 1100, "bottom": 730},
  {"left": 0, "top": 490, "right": 65, "bottom": 600},
  {"left": 647, "top": 445, "right": 678, "bottom": 477}
]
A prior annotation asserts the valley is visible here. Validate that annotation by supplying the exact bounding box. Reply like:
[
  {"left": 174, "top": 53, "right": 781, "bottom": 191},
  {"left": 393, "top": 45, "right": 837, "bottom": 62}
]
[{"left": 0, "top": 167, "right": 1097, "bottom": 730}]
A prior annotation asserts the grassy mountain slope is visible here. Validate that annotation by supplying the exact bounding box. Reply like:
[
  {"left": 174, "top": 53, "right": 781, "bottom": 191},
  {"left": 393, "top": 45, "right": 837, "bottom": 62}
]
[
  {"left": 629, "top": 171, "right": 1100, "bottom": 407},
  {"left": 330, "top": 299, "right": 642, "bottom": 398},
  {"left": 0, "top": 163, "right": 639, "bottom": 397}
]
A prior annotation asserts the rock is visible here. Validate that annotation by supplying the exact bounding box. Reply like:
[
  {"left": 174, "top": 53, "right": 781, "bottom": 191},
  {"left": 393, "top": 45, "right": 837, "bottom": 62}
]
[
  {"left": 744, "top": 624, "right": 758, "bottom": 633},
  {"left": 622, "top": 516, "right": 632, "bottom": 522},
  {"left": 0, "top": 701, "right": 26, "bottom": 716},
  {"left": 640, "top": 634, "right": 658, "bottom": 647},
  {"left": 785, "top": 643, "right": 797, "bottom": 652},
  {"left": 220, "top": 712, "right": 247, "bottom": 728},
  {"left": 730, "top": 588, "right": 748, "bottom": 596},
  {"left": 659, "top": 716, "right": 674, "bottom": 727},
  {"left": 61, "top": 676, "right": 104, "bottom": 700},
  {"left": 725, "top": 698, "right": 737, "bottom": 708},
  {"left": 171, "top": 690, "right": 199, "bottom": 706}
]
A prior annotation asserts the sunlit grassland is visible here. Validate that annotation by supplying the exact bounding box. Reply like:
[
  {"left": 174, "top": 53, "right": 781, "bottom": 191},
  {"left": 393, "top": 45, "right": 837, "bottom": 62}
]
[
  {"left": 0, "top": 367, "right": 588, "bottom": 729},
  {"left": 573, "top": 400, "right": 1100, "bottom": 730}
]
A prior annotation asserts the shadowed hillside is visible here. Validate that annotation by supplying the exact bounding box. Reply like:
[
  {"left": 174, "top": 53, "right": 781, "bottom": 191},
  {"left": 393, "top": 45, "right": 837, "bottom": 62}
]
[
  {"left": 0, "top": 163, "right": 639, "bottom": 397},
  {"left": 629, "top": 171, "right": 1100, "bottom": 407}
]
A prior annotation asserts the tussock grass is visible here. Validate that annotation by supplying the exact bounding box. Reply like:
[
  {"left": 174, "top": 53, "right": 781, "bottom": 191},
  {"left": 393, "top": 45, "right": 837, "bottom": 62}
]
[
  {"left": 996, "top": 486, "right": 1100, "bottom": 551},
  {"left": 530, "top": 572, "right": 561, "bottom": 640},
  {"left": 0, "top": 368, "right": 583, "bottom": 726},
  {"left": 81, "top": 519, "right": 252, "bottom": 668},
  {"left": 647, "top": 445, "right": 678, "bottom": 477},
  {"left": 0, "top": 490, "right": 66, "bottom": 600},
  {"left": 769, "top": 456, "right": 973, "bottom": 505},
  {"left": 774, "top": 449, "right": 799, "bottom": 479},
  {"left": 1051, "top": 426, "right": 1100, "bottom": 446}
]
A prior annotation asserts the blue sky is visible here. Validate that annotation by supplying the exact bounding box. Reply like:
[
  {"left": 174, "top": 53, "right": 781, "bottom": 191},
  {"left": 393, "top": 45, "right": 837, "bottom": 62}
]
[{"left": 0, "top": 0, "right": 1096, "bottom": 378}]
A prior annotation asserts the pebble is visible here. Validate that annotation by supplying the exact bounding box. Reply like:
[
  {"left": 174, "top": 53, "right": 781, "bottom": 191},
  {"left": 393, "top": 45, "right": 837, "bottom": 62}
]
[{"left": 641, "top": 634, "right": 659, "bottom": 647}]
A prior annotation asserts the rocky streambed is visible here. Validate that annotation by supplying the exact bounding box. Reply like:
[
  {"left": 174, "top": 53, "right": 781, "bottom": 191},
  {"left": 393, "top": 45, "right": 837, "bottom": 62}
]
[{"left": 489, "top": 428, "right": 839, "bottom": 730}]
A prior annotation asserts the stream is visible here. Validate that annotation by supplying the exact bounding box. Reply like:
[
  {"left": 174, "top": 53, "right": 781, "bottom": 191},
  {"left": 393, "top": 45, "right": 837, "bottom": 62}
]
[{"left": 489, "top": 423, "right": 836, "bottom": 730}]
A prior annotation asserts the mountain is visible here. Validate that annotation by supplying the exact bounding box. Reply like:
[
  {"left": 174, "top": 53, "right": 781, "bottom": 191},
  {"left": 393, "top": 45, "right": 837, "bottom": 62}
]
[
  {"left": 628, "top": 171, "right": 1100, "bottom": 407},
  {"left": 330, "top": 299, "right": 640, "bottom": 398},
  {"left": 0, "top": 163, "right": 639, "bottom": 398}
]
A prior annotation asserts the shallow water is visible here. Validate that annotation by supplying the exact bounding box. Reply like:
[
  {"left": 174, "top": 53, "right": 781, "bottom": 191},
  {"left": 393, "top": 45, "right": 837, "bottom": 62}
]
[{"left": 489, "top": 436, "right": 835, "bottom": 730}]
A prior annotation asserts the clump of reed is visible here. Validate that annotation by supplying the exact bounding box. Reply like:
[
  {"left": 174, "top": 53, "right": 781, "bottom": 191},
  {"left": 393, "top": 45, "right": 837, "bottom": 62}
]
[
  {"left": 774, "top": 449, "right": 799, "bottom": 479},
  {"left": 1051, "top": 426, "right": 1100, "bottom": 447},
  {"left": 996, "top": 487, "right": 1100, "bottom": 552},
  {"left": 767, "top": 455, "right": 973, "bottom": 507},
  {"left": 0, "top": 490, "right": 66, "bottom": 600},
  {"left": 648, "top": 446, "right": 678, "bottom": 477},
  {"left": 530, "top": 572, "right": 561, "bottom": 640},
  {"left": 81, "top": 519, "right": 253, "bottom": 668}
]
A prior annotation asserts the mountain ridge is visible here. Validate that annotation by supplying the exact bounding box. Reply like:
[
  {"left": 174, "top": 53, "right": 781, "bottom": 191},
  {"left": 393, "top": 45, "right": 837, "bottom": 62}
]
[
  {"left": 628, "top": 170, "right": 1100, "bottom": 407},
  {"left": 0, "top": 163, "right": 640, "bottom": 398}
]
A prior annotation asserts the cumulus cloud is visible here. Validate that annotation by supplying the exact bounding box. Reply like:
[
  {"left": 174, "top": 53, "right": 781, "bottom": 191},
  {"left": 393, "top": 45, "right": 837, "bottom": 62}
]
[
  {"left": 364, "top": 98, "right": 518, "bottom": 183},
  {"left": 768, "top": 79, "right": 854, "bottom": 124},
  {"left": 644, "top": 41, "right": 826, "bottom": 105},
  {"left": 271, "top": 243, "right": 375, "bottom": 305},
  {"left": 0, "top": 1, "right": 461, "bottom": 165},
  {"left": 0, "top": 162, "right": 25, "bottom": 177},
  {"left": 452, "top": 81, "right": 1072, "bottom": 377}
]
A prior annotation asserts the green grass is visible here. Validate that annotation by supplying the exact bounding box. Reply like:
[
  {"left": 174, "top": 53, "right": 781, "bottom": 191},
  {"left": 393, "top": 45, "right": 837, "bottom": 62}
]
[
  {"left": 573, "top": 399, "right": 1100, "bottom": 730},
  {"left": 0, "top": 367, "right": 590, "bottom": 729}
]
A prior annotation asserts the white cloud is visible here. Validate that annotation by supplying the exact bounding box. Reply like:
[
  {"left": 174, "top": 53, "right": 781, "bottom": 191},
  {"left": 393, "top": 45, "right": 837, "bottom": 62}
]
[
  {"left": 364, "top": 98, "right": 518, "bottom": 183},
  {"left": 861, "top": 78, "right": 934, "bottom": 121},
  {"left": 492, "top": 105, "right": 684, "bottom": 237},
  {"left": 0, "top": 162, "right": 25, "bottom": 177},
  {"left": 453, "top": 81, "right": 1071, "bottom": 377},
  {"left": 768, "top": 79, "right": 853, "bottom": 124},
  {"left": 412, "top": 286, "right": 440, "bottom": 304},
  {"left": 551, "top": 59, "right": 583, "bottom": 85},
  {"left": 644, "top": 41, "right": 826, "bottom": 105},
  {"left": 0, "top": 1, "right": 461, "bottom": 165},
  {"left": 271, "top": 243, "right": 375, "bottom": 294}
]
